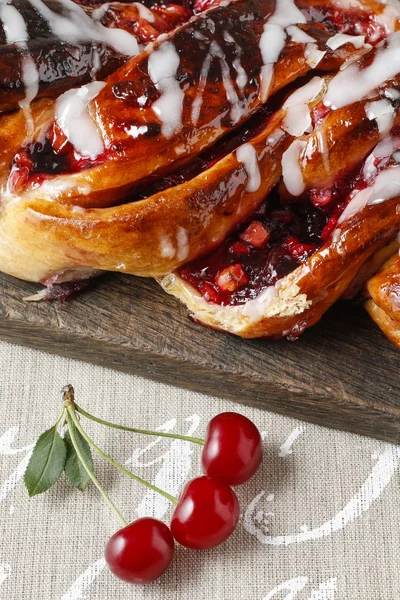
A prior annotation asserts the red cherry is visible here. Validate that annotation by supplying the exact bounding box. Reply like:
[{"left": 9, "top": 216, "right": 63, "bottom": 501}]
[
  {"left": 201, "top": 412, "right": 263, "bottom": 486},
  {"left": 105, "top": 517, "right": 174, "bottom": 584},
  {"left": 229, "top": 241, "right": 251, "bottom": 255},
  {"left": 171, "top": 476, "right": 239, "bottom": 549},
  {"left": 239, "top": 220, "right": 270, "bottom": 248},
  {"left": 216, "top": 263, "right": 249, "bottom": 293}
]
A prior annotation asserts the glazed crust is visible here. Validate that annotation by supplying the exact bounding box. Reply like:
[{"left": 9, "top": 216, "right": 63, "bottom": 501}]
[
  {"left": 160, "top": 200, "right": 400, "bottom": 338},
  {"left": 0, "top": 0, "right": 191, "bottom": 112},
  {"left": 364, "top": 254, "right": 400, "bottom": 348},
  {"left": 364, "top": 300, "right": 400, "bottom": 348},
  {"left": 1, "top": 0, "right": 400, "bottom": 350},
  {"left": 0, "top": 0, "right": 127, "bottom": 112},
  {"left": 3, "top": 0, "right": 365, "bottom": 209},
  {"left": 3, "top": 64, "right": 399, "bottom": 284},
  {"left": 0, "top": 108, "right": 289, "bottom": 282},
  {"left": 158, "top": 61, "right": 400, "bottom": 338}
]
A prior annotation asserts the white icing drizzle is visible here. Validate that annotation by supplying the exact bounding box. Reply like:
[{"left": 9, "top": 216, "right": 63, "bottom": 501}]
[
  {"left": 241, "top": 285, "right": 276, "bottom": 319},
  {"left": 259, "top": 64, "right": 274, "bottom": 103},
  {"left": 392, "top": 149, "right": 400, "bottom": 162},
  {"left": 374, "top": 136, "right": 400, "bottom": 159},
  {"left": 236, "top": 143, "right": 261, "bottom": 192},
  {"left": 375, "top": 0, "right": 400, "bottom": 36},
  {"left": 191, "top": 39, "right": 245, "bottom": 126},
  {"left": 176, "top": 227, "right": 189, "bottom": 261},
  {"left": 362, "top": 149, "right": 378, "bottom": 182},
  {"left": 316, "top": 129, "right": 330, "bottom": 174},
  {"left": 330, "top": 0, "right": 362, "bottom": 9},
  {"left": 326, "top": 33, "right": 366, "bottom": 50},
  {"left": 90, "top": 47, "right": 102, "bottom": 79},
  {"left": 259, "top": 0, "right": 307, "bottom": 102},
  {"left": 148, "top": 42, "right": 184, "bottom": 138},
  {"left": 233, "top": 57, "right": 248, "bottom": 90},
  {"left": 90, "top": 3, "right": 109, "bottom": 21},
  {"left": 0, "top": 2, "right": 29, "bottom": 44},
  {"left": 266, "top": 128, "right": 285, "bottom": 147},
  {"left": 286, "top": 25, "right": 315, "bottom": 44},
  {"left": 193, "top": 30, "right": 207, "bottom": 41},
  {"left": 223, "top": 31, "right": 248, "bottom": 90},
  {"left": 191, "top": 53, "right": 212, "bottom": 124},
  {"left": 18, "top": 55, "right": 40, "bottom": 131},
  {"left": 365, "top": 98, "right": 395, "bottom": 135},
  {"left": 223, "top": 30, "right": 235, "bottom": 44},
  {"left": 134, "top": 2, "right": 155, "bottom": 22},
  {"left": 304, "top": 43, "right": 326, "bottom": 68},
  {"left": 0, "top": 2, "right": 40, "bottom": 131},
  {"left": 206, "top": 17, "right": 216, "bottom": 35},
  {"left": 339, "top": 165, "right": 400, "bottom": 224},
  {"left": 362, "top": 136, "right": 400, "bottom": 181},
  {"left": 281, "top": 139, "right": 306, "bottom": 196},
  {"left": 210, "top": 41, "right": 243, "bottom": 124},
  {"left": 160, "top": 235, "right": 176, "bottom": 259},
  {"left": 282, "top": 76, "right": 323, "bottom": 137},
  {"left": 55, "top": 81, "right": 106, "bottom": 158},
  {"left": 125, "top": 124, "right": 148, "bottom": 138},
  {"left": 385, "top": 87, "right": 400, "bottom": 100},
  {"left": 323, "top": 31, "right": 400, "bottom": 109},
  {"left": 27, "top": 0, "right": 139, "bottom": 56}
]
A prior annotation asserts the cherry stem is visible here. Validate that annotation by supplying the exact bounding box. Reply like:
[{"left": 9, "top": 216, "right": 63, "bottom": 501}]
[
  {"left": 67, "top": 405, "right": 179, "bottom": 506},
  {"left": 74, "top": 403, "right": 205, "bottom": 446},
  {"left": 65, "top": 409, "right": 127, "bottom": 528}
]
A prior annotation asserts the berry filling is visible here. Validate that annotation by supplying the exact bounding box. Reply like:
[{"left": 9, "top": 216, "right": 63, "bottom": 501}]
[
  {"left": 97, "top": 2, "right": 193, "bottom": 43},
  {"left": 8, "top": 0, "right": 392, "bottom": 195},
  {"left": 300, "top": 5, "right": 389, "bottom": 44},
  {"left": 178, "top": 140, "right": 400, "bottom": 306},
  {"left": 9, "top": 130, "right": 108, "bottom": 192}
]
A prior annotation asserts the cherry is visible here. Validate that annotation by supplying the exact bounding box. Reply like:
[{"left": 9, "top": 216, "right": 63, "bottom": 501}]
[
  {"left": 201, "top": 412, "right": 263, "bottom": 486},
  {"left": 171, "top": 476, "right": 239, "bottom": 549},
  {"left": 105, "top": 517, "right": 174, "bottom": 584},
  {"left": 240, "top": 220, "right": 270, "bottom": 248},
  {"left": 216, "top": 264, "right": 249, "bottom": 293}
]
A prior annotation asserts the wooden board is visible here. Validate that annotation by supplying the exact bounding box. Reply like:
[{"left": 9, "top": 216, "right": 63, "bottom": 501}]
[{"left": 0, "top": 271, "right": 398, "bottom": 443}]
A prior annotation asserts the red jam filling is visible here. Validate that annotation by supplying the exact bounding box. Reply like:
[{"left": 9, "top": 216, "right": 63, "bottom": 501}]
[
  {"left": 98, "top": 3, "right": 193, "bottom": 43},
  {"left": 9, "top": 126, "right": 109, "bottom": 193},
  {"left": 301, "top": 6, "right": 389, "bottom": 44},
  {"left": 178, "top": 152, "right": 397, "bottom": 306},
  {"left": 178, "top": 190, "right": 336, "bottom": 306}
]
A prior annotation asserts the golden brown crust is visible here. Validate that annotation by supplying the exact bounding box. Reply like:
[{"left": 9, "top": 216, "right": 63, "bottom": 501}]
[
  {"left": 2, "top": 0, "right": 368, "bottom": 209},
  {"left": 365, "top": 299, "right": 400, "bottom": 348},
  {"left": 342, "top": 240, "right": 399, "bottom": 299},
  {"left": 0, "top": 99, "right": 55, "bottom": 187},
  {"left": 2, "top": 64, "right": 397, "bottom": 284},
  {"left": 1, "top": 62, "right": 399, "bottom": 285},
  {"left": 0, "top": 109, "right": 289, "bottom": 282},
  {"left": 365, "top": 253, "right": 400, "bottom": 323},
  {"left": 160, "top": 200, "right": 400, "bottom": 338}
]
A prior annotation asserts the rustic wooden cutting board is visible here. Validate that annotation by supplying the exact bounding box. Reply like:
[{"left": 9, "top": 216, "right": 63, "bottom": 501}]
[{"left": 0, "top": 271, "right": 398, "bottom": 443}]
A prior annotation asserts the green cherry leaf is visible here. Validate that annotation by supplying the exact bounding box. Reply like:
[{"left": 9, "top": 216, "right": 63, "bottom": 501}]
[
  {"left": 24, "top": 425, "right": 67, "bottom": 497},
  {"left": 64, "top": 423, "right": 93, "bottom": 491}
]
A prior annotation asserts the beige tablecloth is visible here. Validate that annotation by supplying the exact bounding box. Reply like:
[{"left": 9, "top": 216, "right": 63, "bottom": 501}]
[{"left": 0, "top": 341, "right": 399, "bottom": 599}]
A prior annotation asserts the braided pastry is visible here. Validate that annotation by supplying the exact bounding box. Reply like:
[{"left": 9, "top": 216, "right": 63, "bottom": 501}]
[
  {"left": 365, "top": 253, "right": 400, "bottom": 348},
  {"left": 1, "top": 0, "right": 400, "bottom": 347}
]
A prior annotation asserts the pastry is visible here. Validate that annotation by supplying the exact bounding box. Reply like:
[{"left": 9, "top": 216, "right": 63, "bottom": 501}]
[
  {"left": 365, "top": 253, "right": 400, "bottom": 348},
  {"left": 0, "top": 0, "right": 400, "bottom": 346}
]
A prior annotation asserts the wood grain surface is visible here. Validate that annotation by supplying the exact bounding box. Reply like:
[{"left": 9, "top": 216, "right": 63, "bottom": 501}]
[{"left": 0, "top": 272, "right": 398, "bottom": 443}]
